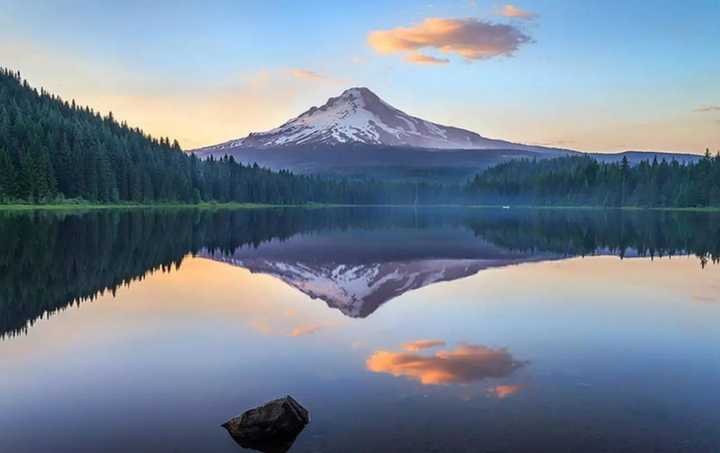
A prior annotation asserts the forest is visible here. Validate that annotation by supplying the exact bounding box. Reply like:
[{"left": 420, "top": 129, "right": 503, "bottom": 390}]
[
  {"left": 0, "top": 68, "right": 453, "bottom": 205},
  {"left": 466, "top": 153, "right": 720, "bottom": 207}
]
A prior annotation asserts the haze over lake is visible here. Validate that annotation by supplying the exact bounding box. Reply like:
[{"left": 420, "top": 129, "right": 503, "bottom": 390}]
[{"left": 1, "top": 207, "right": 719, "bottom": 452}]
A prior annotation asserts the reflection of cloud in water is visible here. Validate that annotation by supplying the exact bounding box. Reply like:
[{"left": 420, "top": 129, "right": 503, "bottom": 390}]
[
  {"left": 367, "top": 343, "right": 525, "bottom": 385},
  {"left": 693, "top": 294, "right": 719, "bottom": 304},
  {"left": 489, "top": 384, "right": 522, "bottom": 399},
  {"left": 402, "top": 339, "right": 446, "bottom": 351},
  {"left": 290, "top": 324, "right": 325, "bottom": 337}
]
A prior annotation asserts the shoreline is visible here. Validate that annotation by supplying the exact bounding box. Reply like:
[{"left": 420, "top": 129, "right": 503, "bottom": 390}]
[{"left": 1, "top": 202, "right": 719, "bottom": 213}]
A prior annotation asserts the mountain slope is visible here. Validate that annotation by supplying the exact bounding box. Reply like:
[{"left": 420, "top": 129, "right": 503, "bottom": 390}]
[
  {"left": 191, "top": 87, "right": 577, "bottom": 180},
  {"left": 194, "top": 87, "right": 565, "bottom": 154}
]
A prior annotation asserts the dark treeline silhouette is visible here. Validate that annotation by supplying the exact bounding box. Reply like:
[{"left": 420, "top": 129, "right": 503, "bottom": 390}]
[
  {"left": 0, "top": 68, "right": 460, "bottom": 205},
  {"left": 466, "top": 154, "right": 720, "bottom": 207},
  {"left": 1, "top": 207, "right": 719, "bottom": 338}
]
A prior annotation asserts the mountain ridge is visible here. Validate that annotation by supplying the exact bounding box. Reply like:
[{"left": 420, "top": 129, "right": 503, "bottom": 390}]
[{"left": 194, "top": 87, "right": 567, "bottom": 154}]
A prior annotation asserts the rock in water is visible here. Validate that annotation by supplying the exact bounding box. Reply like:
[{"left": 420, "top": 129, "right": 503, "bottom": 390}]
[{"left": 222, "top": 396, "right": 309, "bottom": 452}]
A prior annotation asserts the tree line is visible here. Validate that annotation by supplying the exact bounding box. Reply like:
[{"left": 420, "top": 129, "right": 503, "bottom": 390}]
[
  {"left": 466, "top": 153, "right": 720, "bottom": 207},
  {"left": 0, "top": 68, "right": 460, "bottom": 205}
]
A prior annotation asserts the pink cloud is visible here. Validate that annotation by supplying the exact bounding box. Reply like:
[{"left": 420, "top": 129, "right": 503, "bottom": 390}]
[
  {"left": 290, "top": 68, "right": 326, "bottom": 80},
  {"left": 368, "top": 18, "right": 532, "bottom": 63},
  {"left": 402, "top": 339, "right": 447, "bottom": 351},
  {"left": 404, "top": 52, "right": 450, "bottom": 65},
  {"left": 500, "top": 4, "right": 538, "bottom": 20}
]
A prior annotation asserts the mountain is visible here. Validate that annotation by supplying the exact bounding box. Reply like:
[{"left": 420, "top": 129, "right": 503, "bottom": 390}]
[
  {"left": 192, "top": 87, "right": 701, "bottom": 181},
  {"left": 191, "top": 87, "right": 574, "bottom": 180},
  {"left": 198, "top": 87, "right": 556, "bottom": 152}
]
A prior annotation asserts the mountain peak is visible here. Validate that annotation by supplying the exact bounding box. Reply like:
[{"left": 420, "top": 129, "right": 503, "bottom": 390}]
[
  {"left": 340, "top": 86, "right": 373, "bottom": 97},
  {"left": 195, "top": 87, "right": 541, "bottom": 152}
]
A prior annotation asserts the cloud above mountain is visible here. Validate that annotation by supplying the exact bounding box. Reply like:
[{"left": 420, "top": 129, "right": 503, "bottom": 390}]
[
  {"left": 404, "top": 52, "right": 450, "bottom": 65},
  {"left": 500, "top": 4, "right": 538, "bottom": 20},
  {"left": 368, "top": 17, "right": 532, "bottom": 64},
  {"left": 290, "top": 68, "right": 326, "bottom": 80}
]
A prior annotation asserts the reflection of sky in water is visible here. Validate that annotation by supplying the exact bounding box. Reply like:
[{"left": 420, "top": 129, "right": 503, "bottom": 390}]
[{"left": 1, "top": 253, "right": 720, "bottom": 452}]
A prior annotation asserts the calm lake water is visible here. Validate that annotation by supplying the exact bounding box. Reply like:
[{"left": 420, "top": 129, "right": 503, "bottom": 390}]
[{"left": 1, "top": 207, "right": 719, "bottom": 452}]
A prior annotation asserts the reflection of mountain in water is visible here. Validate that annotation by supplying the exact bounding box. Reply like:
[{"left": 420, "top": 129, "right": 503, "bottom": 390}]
[
  {"left": 202, "top": 230, "right": 555, "bottom": 318},
  {"left": 1, "top": 207, "right": 719, "bottom": 337}
]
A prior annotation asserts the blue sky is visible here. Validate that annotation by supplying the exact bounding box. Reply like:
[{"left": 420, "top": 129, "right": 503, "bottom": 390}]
[{"left": 1, "top": 0, "right": 718, "bottom": 152}]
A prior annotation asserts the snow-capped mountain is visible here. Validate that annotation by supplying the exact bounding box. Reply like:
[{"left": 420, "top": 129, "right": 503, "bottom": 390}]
[
  {"left": 194, "top": 87, "right": 556, "bottom": 153},
  {"left": 191, "top": 87, "right": 695, "bottom": 180}
]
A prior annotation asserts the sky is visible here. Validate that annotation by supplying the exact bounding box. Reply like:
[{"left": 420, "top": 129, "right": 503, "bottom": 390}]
[{"left": 1, "top": 0, "right": 718, "bottom": 153}]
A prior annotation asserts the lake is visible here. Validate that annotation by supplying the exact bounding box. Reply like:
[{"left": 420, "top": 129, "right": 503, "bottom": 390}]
[{"left": 1, "top": 207, "right": 719, "bottom": 452}]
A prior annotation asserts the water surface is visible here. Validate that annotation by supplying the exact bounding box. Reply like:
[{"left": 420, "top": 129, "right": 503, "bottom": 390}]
[{"left": 1, "top": 208, "right": 719, "bottom": 452}]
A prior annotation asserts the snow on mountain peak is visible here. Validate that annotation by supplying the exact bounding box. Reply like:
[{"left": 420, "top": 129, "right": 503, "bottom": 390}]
[{"left": 196, "top": 87, "right": 536, "bottom": 152}]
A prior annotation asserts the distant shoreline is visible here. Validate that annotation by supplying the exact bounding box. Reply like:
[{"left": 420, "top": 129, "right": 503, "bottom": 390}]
[{"left": 1, "top": 203, "right": 719, "bottom": 213}]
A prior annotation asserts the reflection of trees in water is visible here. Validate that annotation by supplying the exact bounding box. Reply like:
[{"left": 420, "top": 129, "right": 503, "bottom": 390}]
[
  {"left": 0, "top": 208, "right": 423, "bottom": 338},
  {"left": 464, "top": 209, "right": 720, "bottom": 266},
  {"left": 1, "top": 208, "right": 718, "bottom": 338}
]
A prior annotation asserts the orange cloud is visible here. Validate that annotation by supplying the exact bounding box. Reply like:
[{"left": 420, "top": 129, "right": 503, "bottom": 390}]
[
  {"left": 402, "top": 339, "right": 446, "bottom": 351},
  {"left": 290, "top": 68, "right": 326, "bottom": 81},
  {"left": 500, "top": 4, "right": 538, "bottom": 20},
  {"left": 367, "top": 343, "right": 525, "bottom": 385},
  {"left": 489, "top": 384, "right": 522, "bottom": 399},
  {"left": 368, "top": 17, "right": 531, "bottom": 63},
  {"left": 404, "top": 52, "right": 450, "bottom": 65}
]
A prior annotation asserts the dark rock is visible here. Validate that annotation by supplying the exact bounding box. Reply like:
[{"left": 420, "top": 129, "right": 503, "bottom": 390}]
[{"left": 222, "top": 396, "right": 309, "bottom": 452}]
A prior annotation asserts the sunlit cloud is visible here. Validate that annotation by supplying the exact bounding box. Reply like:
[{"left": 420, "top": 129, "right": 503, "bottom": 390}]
[
  {"left": 402, "top": 339, "right": 446, "bottom": 351},
  {"left": 366, "top": 342, "right": 525, "bottom": 385},
  {"left": 694, "top": 105, "right": 720, "bottom": 112},
  {"left": 500, "top": 4, "right": 538, "bottom": 20},
  {"left": 404, "top": 52, "right": 450, "bottom": 65},
  {"left": 368, "top": 18, "right": 532, "bottom": 63},
  {"left": 290, "top": 68, "right": 326, "bottom": 81},
  {"left": 489, "top": 384, "right": 522, "bottom": 398}
]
